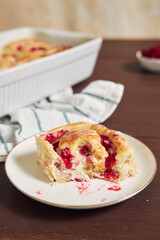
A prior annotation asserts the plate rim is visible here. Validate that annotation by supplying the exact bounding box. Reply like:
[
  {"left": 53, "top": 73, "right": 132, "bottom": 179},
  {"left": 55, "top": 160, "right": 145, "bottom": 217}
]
[{"left": 5, "top": 132, "right": 157, "bottom": 209}]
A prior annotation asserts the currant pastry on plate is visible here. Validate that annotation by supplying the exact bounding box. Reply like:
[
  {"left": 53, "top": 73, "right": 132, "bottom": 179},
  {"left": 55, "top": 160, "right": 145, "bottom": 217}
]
[
  {"left": 36, "top": 122, "right": 138, "bottom": 183},
  {"left": 0, "top": 38, "right": 70, "bottom": 70}
]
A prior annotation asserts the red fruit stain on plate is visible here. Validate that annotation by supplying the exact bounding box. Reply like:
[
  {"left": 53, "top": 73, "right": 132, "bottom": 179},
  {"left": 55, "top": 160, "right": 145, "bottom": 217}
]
[
  {"left": 97, "top": 182, "right": 106, "bottom": 191},
  {"left": 76, "top": 182, "right": 90, "bottom": 194},
  {"left": 37, "top": 190, "right": 42, "bottom": 195},
  {"left": 108, "top": 185, "right": 121, "bottom": 191},
  {"left": 101, "top": 198, "right": 107, "bottom": 202}
]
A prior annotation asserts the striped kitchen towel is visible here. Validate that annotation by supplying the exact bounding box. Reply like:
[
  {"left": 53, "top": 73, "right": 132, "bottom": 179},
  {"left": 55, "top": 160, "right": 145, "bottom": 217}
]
[{"left": 0, "top": 80, "right": 124, "bottom": 162}]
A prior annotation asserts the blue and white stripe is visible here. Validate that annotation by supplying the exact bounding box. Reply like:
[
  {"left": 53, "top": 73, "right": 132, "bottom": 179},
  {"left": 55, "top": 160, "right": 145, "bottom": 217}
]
[{"left": 0, "top": 80, "right": 124, "bottom": 162}]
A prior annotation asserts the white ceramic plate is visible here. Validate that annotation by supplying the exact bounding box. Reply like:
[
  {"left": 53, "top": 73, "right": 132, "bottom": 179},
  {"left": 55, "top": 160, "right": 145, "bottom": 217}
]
[
  {"left": 5, "top": 133, "right": 157, "bottom": 209},
  {"left": 136, "top": 50, "right": 160, "bottom": 72}
]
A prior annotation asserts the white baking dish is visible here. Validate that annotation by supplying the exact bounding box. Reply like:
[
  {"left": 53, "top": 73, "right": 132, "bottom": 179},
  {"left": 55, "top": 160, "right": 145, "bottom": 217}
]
[{"left": 0, "top": 27, "right": 102, "bottom": 117}]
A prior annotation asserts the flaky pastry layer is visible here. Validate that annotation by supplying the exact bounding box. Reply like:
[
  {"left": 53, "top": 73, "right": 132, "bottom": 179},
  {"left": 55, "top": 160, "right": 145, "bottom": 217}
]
[{"left": 36, "top": 122, "right": 138, "bottom": 183}]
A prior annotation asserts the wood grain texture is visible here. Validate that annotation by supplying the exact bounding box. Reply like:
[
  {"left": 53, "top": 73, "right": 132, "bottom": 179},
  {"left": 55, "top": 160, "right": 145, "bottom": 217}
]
[{"left": 0, "top": 40, "right": 160, "bottom": 240}]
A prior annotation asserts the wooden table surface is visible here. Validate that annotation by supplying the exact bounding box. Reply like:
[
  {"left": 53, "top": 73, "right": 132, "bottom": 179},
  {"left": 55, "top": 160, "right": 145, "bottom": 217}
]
[{"left": 0, "top": 40, "right": 160, "bottom": 240}]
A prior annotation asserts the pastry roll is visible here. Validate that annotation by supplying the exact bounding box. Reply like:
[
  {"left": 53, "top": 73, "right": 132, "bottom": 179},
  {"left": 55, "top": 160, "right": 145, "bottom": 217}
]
[{"left": 36, "top": 122, "right": 137, "bottom": 183}]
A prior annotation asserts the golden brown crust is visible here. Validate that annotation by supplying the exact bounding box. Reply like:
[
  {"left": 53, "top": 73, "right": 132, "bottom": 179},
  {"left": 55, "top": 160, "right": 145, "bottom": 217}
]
[
  {"left": 0, "top": 38, "right": 70, "bottom": 70},
  {"left": 36, "top": 122, "right": 138, "bottom": 183},
  {"left": 90, "top": 124, "right": 131, "bottom": 155},
  {"left": 59, "top": 129, "right": 108, "bottom": 171},
  {"left": 59, "top": 129, "right": 99, "bottom": 145},
  {"left": 41, "top": 122, "right": 130, "bottom": 156}
]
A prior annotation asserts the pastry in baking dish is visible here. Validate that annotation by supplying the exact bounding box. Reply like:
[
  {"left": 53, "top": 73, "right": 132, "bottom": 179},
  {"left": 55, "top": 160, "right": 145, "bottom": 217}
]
[
  {"left": 0, "top": 38, "right": 70, "bottom": 70},
  {"left": 36, "top": 122, "right": 137, "bottom": 183}
]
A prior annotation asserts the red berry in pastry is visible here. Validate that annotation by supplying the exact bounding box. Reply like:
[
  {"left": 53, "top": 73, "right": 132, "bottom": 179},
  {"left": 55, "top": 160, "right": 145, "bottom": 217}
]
[
  {"left": 0, "top": 38, "right": 70, "bottom": 71},
  {"left": 36, "top": 122, "right": 137, "bottom": 183}
]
